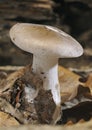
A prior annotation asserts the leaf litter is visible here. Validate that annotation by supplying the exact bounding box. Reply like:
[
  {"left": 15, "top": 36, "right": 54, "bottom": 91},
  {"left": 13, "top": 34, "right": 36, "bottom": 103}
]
[{"left": 0, "top": 65, "right": 91, "bottom": 126}]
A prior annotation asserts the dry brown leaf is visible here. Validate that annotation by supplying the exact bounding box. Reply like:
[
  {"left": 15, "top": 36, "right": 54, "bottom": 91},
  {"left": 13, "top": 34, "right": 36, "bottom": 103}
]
[
  {"left": 78, "top": 119, "right": 86, "bottom": 123},
  {"left": 0, "top": 69, "right": 24, "bottom": 96},
  {"left": 59, "top": 66, "right": 83, "bottom": 102},
  {"left": 85, "top": 73, "right": 92, "bottom": 94},
  {"left": 0, "top": 111, "right": 19, "bottom": 127},
  {"left": 64, "top": 120, "right": 74, "bottom": 126},
  {"left": 0, "top": 97, "right": 27, "bottom": 124}
]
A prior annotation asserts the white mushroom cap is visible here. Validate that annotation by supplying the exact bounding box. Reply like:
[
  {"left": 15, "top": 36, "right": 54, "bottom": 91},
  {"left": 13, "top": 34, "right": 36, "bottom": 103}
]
[{"left": 10, "top": 23, "right": 83, "bottom": 58}]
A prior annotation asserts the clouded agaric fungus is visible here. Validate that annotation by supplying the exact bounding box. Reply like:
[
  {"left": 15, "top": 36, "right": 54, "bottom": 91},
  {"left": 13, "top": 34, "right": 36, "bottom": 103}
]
[{"left": 10, "top": 23, "right": 83, "bottom": 124}]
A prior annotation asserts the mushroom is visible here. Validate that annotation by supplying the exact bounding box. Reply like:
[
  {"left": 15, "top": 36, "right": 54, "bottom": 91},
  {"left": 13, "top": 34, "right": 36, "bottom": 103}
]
[{"left": 9, "top": 23, "right": 83, "bottom": 124}]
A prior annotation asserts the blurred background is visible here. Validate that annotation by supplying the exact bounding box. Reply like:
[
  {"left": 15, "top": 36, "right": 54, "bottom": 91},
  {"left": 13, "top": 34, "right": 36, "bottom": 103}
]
[{"left": 0, "top": 0, "right": 92, "bottom": 69}]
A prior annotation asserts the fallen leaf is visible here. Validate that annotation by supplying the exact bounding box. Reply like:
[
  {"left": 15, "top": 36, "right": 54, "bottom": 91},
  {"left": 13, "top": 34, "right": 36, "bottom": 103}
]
[
  {"left": 65, "top": 120, "right": 74, "bottom": 126},
  {"left": 85, "top": 73, "right": 92, "bottom": 94},
  {"left": 59, "top": 66, "right": 84, "bottom": 102},
  {"left": 0, "top": 97, "right": 27, "bottom": 124},
  {"left": 0, "top": 111, "right": 19, "bottom": 127}
]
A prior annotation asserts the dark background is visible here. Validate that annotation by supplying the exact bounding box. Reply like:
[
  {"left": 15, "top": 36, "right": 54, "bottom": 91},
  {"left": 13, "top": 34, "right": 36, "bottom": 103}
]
[{"left": 0, "top": 0, "right": 92, "bottom": 69}]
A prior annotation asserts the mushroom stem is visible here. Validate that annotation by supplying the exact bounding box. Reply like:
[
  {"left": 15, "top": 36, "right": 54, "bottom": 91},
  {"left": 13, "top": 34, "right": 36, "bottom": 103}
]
[
  {"left": 32, "top": 55, "right": 61, "bottom": 105},
  {"left": 43, "top": 65, "right": 61, "bottom": 105}
]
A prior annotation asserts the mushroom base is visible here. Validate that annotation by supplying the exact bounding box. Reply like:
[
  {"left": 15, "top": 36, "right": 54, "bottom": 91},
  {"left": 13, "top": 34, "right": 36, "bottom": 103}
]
[
  {"left": 0, "top": 65, "right": 62, "bottom": 124},
  {"left": 32, "top": 55, "right": 62, "bottom": 123}
]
